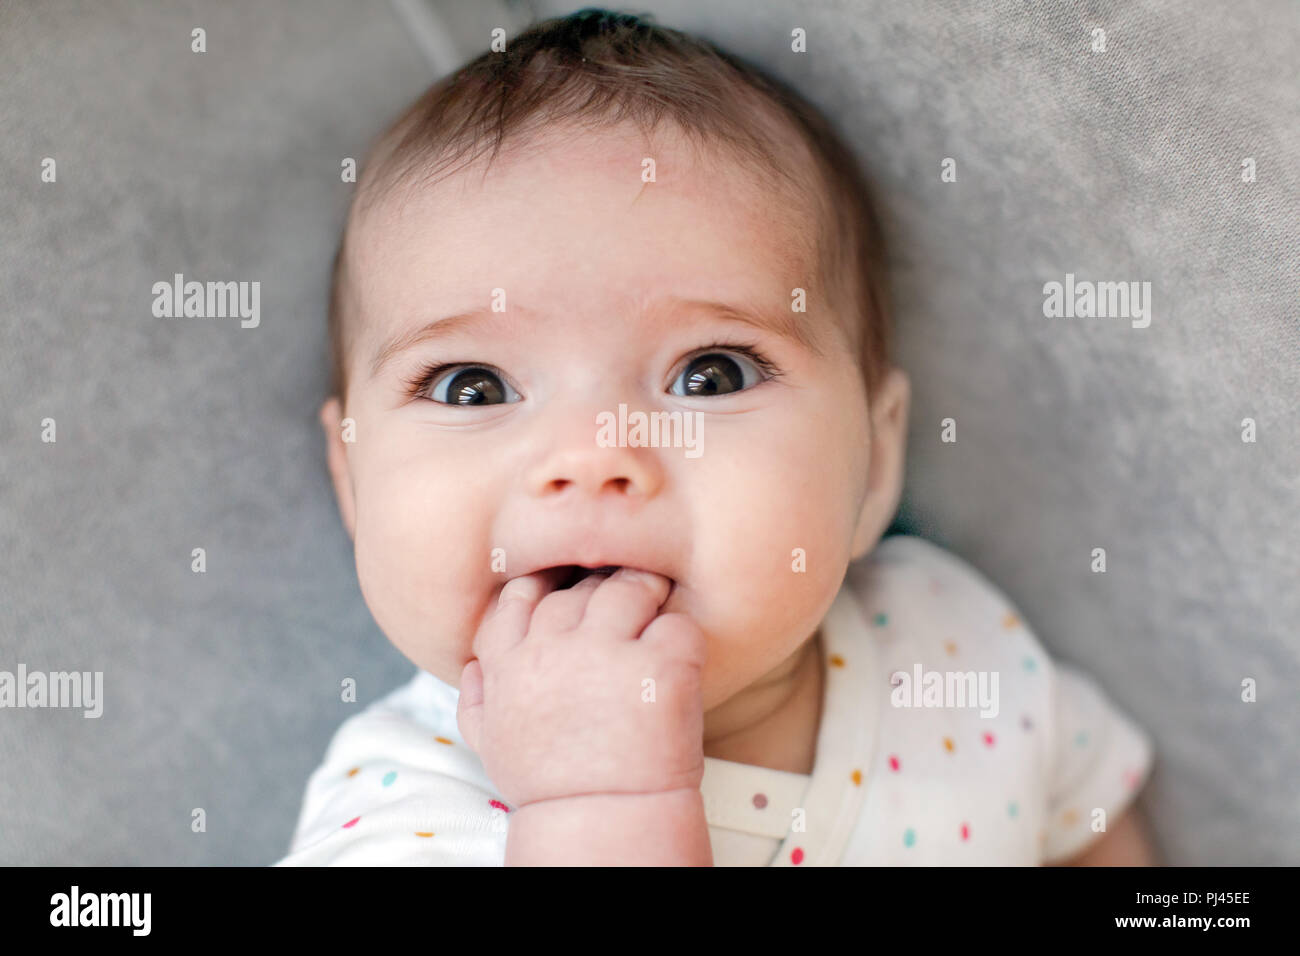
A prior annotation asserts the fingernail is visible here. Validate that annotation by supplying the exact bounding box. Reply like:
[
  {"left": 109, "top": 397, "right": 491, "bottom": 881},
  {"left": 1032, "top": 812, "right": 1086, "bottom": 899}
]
[
  {"left": 615, "top": 567, "right": 656, "bottom": 585},
  {"left": 498, "top": 579, "right": 523, "bottom": 608}
]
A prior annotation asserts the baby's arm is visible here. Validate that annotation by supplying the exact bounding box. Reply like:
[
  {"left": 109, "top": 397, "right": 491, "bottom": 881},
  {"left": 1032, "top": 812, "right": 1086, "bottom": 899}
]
[
  {"left": 506, "top": 788, "right": 711, "bottom": 865},
  {"left": 1050, "top": 805, "right": 1158, "bottom": 866},
  {"left": 1037, "top": 648, "right": 1156, "bottom": 867}
]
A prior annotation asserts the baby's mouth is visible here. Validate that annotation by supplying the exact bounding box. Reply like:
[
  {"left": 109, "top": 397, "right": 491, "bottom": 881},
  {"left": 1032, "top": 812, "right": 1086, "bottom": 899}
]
[
  {"left": 553, "top": 564, "right": 621, "bottom": 590},
  {"left": 542, "top": 564, "right": 677, "bottom": 600}
]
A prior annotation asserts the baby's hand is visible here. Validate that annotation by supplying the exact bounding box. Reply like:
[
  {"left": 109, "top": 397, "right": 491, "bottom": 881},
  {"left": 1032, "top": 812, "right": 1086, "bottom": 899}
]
[{"left": 456, "top": 567, "right": 706, "bottom": 810}]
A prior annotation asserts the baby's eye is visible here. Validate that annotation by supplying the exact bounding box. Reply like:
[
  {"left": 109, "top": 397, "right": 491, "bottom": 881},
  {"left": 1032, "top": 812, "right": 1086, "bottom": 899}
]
[
  {"left": 668, "top": 350, "right": 768, "bottom": 397},
  {"left": 424, "top": 365, "right": 520, "bottom": 406}
]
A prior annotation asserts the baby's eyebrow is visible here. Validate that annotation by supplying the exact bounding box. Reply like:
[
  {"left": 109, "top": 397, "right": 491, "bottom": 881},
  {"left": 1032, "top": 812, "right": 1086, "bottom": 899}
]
[
  {"left": 671, "top": 299, "right": 824, "bottom": 354},
  {"left": 369, "top": 297, "right": 822, "bottom": 378},
  {"left": 369, "top": 308, "right": 513, "bottom": 379}
]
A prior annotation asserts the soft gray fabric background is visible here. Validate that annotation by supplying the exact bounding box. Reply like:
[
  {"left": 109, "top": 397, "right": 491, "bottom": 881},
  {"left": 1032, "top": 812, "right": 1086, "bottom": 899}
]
[{"left": 0, "top": 0, "right": 1295, "bottom": 865}]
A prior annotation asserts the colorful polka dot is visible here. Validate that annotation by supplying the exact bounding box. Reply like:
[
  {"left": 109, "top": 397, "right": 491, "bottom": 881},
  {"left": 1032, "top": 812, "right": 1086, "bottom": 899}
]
[
  {"left": 888, "top": 755, "right": 900, "bottom": 771},
  {"left": 943, "top": 736, "right": 955, "bottom": 753},
  {"left": 873, "top": 612, "right": 888, "bottom": 627},
  {"left": 753, "top": 793, "right": 768, "bottom": 809},
  {"left": 851, "top": 769, "right": 863, "bottom": 785},
  {"left": 944, "top": 641, "right": 958, "bottom": 656},
  {"left": 414, "top": 831, "right": 434, "bottom": 838},
  {"left": 382, "top": 771, "right": 397, "bottom": 787},
  {"left": 982, "top": 732, "right": 996, "bottom": 747},
  {"left": 903, "top": 828, "right": 916, "bottom": 848},
  {"left": 1022, "top": 656, "right": 1037, "bottom": 673},
  {"left": 829, "top": 654, "right": 845, "bottom": 668},
  {"left": 1021, "top": 715, "right": 1034, "bottom": 731},
  {"left": 1008, "top": 801, "right": 1019, "bottom": 818},
  {"left": 346, "top": 767, "right": 360, "bottom": 778},
  {"left": 342, "top": 816, "right": 360, "bottom": 829},
  {"left": 1122, "top": 768, "right": 1141, "bottom": 790},
  {"left": 1062, "top": 808, "right": 1079, "bottom": 826},
  {"left": 1074, "top": 731, "right": 1089, "bottom": 748},
  {"left": 433, "top": 736, "right": 454, "bottom": 745},
  {"left": 488, "top": 799, "right": 510, "bottom": 813},
  {"left": 960, "top": 822, "right": 970, "bottom": 841},
  {"left": 790, "top": 847, "right": 805, "bottom": 865},
  {"left": 1003, "top": 612, "right": 1020, "bottom": 629}
]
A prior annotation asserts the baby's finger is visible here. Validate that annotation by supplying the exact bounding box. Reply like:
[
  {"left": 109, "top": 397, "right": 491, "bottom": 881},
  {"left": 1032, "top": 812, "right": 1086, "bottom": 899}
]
[
  {"left": 580, "top": 567, "right": 672, "bottom": 640},
  {"left": 455, "top": 657, "right": 484, "bottom": 753},
  {"left": 636, "top": 611, "right": 707, "bottom": 666},
  {"left": 476, "top": 567, "right": 570, "bottom": 658},
  {"left": 527, "top": 570, "right": 606, "bottom": 634}
]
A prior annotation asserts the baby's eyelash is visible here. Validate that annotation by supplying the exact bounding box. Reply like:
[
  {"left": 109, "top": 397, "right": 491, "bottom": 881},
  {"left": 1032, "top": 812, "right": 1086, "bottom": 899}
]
[
  {"left": 688, "top": 340, "right": 784, "bottom": 379},
  {"left": 402, "top": 361, "right": 475, "bottom": 399}
]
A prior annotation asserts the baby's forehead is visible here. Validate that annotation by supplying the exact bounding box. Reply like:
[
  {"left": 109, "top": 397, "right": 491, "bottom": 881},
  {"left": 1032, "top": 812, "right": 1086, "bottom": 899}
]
[
  {"left": 340, "top": 119, "right": 837, "bottom": 358},
  {"left": 359, "top": 120, "right": 815, "bottom": 248}
]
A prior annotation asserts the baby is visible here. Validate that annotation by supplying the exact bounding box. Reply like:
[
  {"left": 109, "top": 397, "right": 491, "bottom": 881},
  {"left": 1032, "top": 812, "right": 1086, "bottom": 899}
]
[{"left": 276, "top": 9, "right": 1155, "bottom": 866}]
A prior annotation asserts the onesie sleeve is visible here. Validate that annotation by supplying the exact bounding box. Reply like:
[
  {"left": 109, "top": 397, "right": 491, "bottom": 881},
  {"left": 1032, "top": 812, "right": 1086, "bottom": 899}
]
[
  {"left": 1040, "top": 660, "right": 1155, "bottom": 864},
  {"left": 273, "top": 675, "right": 511, "bottom": 866}
]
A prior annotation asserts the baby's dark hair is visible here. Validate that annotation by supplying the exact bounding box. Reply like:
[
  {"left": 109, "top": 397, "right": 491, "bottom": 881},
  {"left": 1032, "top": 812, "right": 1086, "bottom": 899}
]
[{"left": 328, "top": 7, "right": 891, "bottom": 404}]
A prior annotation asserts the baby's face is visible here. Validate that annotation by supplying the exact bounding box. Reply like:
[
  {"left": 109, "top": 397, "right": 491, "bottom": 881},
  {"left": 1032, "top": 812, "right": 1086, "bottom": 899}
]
[{"left": 325, "top": 122, "right": 905, "bottom": 710}]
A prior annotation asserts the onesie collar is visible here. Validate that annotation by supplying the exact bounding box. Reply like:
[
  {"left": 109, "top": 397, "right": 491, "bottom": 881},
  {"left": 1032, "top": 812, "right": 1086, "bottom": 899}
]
[{"left": 700, "top": 581, "right": 880, "bottom": 865}]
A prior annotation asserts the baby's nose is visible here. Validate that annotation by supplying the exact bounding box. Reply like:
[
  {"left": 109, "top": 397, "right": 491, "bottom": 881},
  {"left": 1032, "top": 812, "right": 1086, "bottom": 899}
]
[{"left": 526, "top": 413, "right": 664, "bottom": 501}]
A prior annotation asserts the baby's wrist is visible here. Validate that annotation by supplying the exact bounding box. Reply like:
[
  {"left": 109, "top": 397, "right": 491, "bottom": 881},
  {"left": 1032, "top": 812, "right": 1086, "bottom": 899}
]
[{"left": 506, "top": 788, "right": 712, "bottom": 866}]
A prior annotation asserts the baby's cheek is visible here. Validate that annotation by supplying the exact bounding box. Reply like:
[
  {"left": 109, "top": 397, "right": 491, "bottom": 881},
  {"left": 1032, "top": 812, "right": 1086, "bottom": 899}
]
[
  {"left": 684, "top": 500, "right": 843, "bottom": 700},
  {"left": 691, "top": 423, "right": 855, "bottom": 617},
  {"left": 351, "top": 469, "right": 492, "bottom": 683},
  {"left": 728, "top": 522, "right": 843, "bottom": 634}
]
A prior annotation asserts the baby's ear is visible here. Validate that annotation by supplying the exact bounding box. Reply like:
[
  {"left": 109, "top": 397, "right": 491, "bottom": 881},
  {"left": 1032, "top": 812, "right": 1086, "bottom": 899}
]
[
  {"left": 850, "top": 366, "right": 910, "bottom": 560},
  {"left": 319, "top": 397, "right": 357, "bottom": 541}
]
